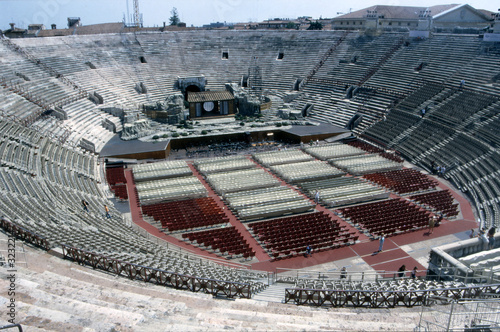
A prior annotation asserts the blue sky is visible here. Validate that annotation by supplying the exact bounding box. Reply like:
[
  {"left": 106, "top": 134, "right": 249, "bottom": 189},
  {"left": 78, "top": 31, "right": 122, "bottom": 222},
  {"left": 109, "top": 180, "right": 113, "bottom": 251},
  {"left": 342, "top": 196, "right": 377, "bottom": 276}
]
[{"left": 1, "top": 0, "right": 498, "bottom": 29}]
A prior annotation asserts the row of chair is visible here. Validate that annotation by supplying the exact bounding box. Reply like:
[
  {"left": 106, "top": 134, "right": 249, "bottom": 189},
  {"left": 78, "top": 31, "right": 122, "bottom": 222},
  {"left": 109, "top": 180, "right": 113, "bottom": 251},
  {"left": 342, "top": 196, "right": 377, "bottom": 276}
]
[
  {"left": 110, "top": 184, "right": 128, "bottom": 200},
  {"left": 253, "top": 148, "right": 314, "bottom": 167},
  {"left": 182, "top": 226, "right": 256, "bottom": 259},
  {"left": 409, "top": 190, "right": 459, "bottom": 218},
  {"left": 141, "top": 197, "right": 228, "bottom": 232},
  {"left": 337, "top": 198, "right": 432, "bottom": 237},
  {"left": 363, "top": 169, "right": 438, "bottom": 194},
  {"left": 106, "top": 166, "right": 126, "bottom": 186},
  {"left": 248, "top": 212, "right": 358, "bottom": 260},
  {"left": 303, "top": 143, "right": 366, "bottom": 161}
]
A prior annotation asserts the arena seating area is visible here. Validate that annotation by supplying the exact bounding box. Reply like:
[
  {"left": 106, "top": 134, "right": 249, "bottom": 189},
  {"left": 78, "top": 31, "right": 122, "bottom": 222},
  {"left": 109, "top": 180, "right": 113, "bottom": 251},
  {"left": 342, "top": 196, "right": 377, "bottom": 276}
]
[
  {"left": 363, "top": 168, "right": 439, "bottom": 194},
  {"left": 298, "top": 176, "right": 389, "bottom": 207},
  {"left": 0, "top": 119, "right": 268, "bottom": 296},
  {"left": 105, "top": 165, "right": 128, "bottom": 200},
  {"left": 409, "top": 190, "right": 459, "bottom": 218},
  {"left": 248, "top": 211, "right": 357, "bottom": 260},
  {"left": 460, "top": 247, "right": 500, "bottom": 278},
  {"left": 292, "top": 277, "right": 469, "bottom": 293},
  {"left": 141, "top": 197, "right": 229, "bottom": 232},
  {"left": 337, "top": 198, "right": 432, "bottom": 237},
  {"left": 182, "top": 226, "right": 256, "bottom": 260},
  {"left": 1, "top": 29, "right": 500, "bottom": 309}
]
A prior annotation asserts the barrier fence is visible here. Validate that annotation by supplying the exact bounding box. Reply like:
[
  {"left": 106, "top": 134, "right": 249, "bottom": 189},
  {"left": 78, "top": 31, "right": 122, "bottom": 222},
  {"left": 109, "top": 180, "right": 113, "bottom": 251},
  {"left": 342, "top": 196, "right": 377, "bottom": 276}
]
[
  {"left": 61, "top": 245, "right": 253, "bottom": 299},
  {"left": 284, "top": 283, "right": 500, "bottom": 308},
  {"left": 0, "top": 218, "right": 50, "bottom": 251},
  {"left": 0, "top": 218, "right": 254, "bottom": 299}
]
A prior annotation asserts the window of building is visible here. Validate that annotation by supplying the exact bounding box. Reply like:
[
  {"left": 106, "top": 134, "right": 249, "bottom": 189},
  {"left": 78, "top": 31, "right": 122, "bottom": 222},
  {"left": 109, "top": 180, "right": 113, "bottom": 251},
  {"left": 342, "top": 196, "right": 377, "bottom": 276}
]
[
  {"left": 408, "top": 22, "right": 411, "bottom": 26},
  {"left": 353, "top": 22, "right": 356, "bottom": 25},
  {"left": 398, "top": 22, "right": 401, "bottom": 26},
  {"left": 222, "top": 51, "right": 229, "bottom": 60},
  {"left": 388, "top": 22, "right": 392, "bottom": 26}
]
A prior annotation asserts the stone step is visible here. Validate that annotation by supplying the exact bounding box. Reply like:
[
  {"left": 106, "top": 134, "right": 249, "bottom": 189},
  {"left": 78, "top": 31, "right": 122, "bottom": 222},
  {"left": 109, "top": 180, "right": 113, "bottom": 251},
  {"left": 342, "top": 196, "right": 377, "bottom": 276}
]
[
  {"left": 251, "top": 282, "right": 289, "bottom": 303},
  {"left": 0, "top": 200, "right": 427, "bottom": 331}
]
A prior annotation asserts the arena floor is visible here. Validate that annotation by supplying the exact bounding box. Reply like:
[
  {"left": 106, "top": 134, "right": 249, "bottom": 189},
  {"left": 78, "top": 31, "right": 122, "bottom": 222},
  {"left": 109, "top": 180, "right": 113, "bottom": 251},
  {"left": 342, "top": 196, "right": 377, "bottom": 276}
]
[{"left": 122, "top": 145, "right": 479, "bottom": 277}]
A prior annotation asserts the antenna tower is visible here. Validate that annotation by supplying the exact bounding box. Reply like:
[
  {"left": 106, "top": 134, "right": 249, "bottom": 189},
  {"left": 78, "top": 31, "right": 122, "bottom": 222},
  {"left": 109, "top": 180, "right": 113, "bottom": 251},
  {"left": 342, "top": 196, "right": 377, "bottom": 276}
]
[{"left": 133, "top": 0, "right": 141, "bottom": 27}]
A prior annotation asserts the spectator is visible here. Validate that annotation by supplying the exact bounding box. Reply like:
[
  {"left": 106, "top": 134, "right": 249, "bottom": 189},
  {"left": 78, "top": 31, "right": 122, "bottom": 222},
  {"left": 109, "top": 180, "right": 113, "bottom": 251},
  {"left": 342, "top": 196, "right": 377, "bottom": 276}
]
[
  {"left": 479, "top": 228, "right": 489, "bottom": 250},
  {"left": 82, "top": 199, "right": 89, "bottom": 212},
  {"left": 314, "top": 190, "right": 320, "bottom": 205},
  {"left": 305, "top": 245, "right": 312, "bottom": 257},
  {"left": 398, "top": 265, "right": 406, "bottom": 278},
  {"left": 488, "top": 227, "right": 496, "bottom": 250},
  {"left": 104, "top": 204, "right": 111, "bottom": 219},
  {"left": 428, "top": 216, "right": 436, "bottom": 234},
  {"left": 420, "top": 108, "right": 426, "bottom": 118},
  {"left": 469, "top": 228, "right": 476, "bottom": 239},
  {"left": 378, "top": 233, "right": 385, "bottom": 252},
  {"left": 460, "top": 79, "right": 465, "bottom": 89},
  {"left": 340, "top": 267, "right": 347, "bottom": 279},
  {"left": 411, "top": 267, "right": 417, "bottom": 279},
  {"left": 436, "top": 214, "right": 443, "bottom": 226}
]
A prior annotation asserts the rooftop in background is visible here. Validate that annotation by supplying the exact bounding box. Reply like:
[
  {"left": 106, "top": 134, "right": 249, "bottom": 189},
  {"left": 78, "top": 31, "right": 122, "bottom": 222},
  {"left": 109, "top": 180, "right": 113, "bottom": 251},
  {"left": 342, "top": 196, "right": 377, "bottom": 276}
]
[
  {"left": 332, "top": 3, "right": 495, "bottom": 32},
  {"left": 187, "top": 90, "right": 235, "bottom": 103}
]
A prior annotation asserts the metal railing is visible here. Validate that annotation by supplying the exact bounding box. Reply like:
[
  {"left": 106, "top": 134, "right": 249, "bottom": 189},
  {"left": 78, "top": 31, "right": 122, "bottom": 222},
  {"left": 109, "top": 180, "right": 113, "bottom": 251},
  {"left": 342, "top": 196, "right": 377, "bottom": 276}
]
[
  {"left": 417, "top": 299, "right": 500, "bottom": 331},
  {"left": 0, "top": 324, "right": 23, "bottom": 332},
  {"left": 0, "top": 218, "right": 50, "bottom": 251},
  {"left": 0, "top": 217, "right": 266, "bottom": 298},
  {"left": 61, "top": 244, "right": 254, "bottom": 299},
  {"left": 276, "top": 268, "right": 424, "bottom": 282},
  {"left": 284, "top": 283, "right": 500, "bottom": 308}
]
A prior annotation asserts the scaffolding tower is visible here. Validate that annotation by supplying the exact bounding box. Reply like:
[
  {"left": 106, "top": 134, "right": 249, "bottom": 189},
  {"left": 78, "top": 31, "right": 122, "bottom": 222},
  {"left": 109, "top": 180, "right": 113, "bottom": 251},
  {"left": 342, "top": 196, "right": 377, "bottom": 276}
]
[{"left": 248, "top": 56, "right": 263, "bottom": 101}]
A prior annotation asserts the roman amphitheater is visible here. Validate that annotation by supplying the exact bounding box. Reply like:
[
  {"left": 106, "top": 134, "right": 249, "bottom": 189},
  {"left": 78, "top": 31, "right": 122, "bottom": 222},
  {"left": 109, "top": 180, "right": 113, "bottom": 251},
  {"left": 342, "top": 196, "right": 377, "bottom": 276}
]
[{"left": 0, "top": 25, "right": 500, "bottom": 331}]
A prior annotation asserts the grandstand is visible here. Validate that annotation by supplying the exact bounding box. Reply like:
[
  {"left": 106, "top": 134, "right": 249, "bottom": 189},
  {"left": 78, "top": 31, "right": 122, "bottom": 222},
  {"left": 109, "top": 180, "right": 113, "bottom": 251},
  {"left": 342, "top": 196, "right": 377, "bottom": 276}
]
[{"left": 0, "top": 28, "right": 500, "bottom": 330}]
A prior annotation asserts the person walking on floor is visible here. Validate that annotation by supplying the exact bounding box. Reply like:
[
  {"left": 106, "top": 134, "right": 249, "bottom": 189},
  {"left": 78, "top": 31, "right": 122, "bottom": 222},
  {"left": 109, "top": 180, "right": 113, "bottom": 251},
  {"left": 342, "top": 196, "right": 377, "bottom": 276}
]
[
  {"left": 305, "top": 245, "right": 312, "bottom": 257},
  {"left": 429, "top": 216, "right": 436, "bottom": 234},
  {"left": 314, "top": 190, "right": 320, "bottom": 205},
  {"left": 378, "top": 233, "right": 385, "bottom": 252},
  {"left": 340, "top": 267, "right": 347, "bottom": 279},
  {"left": 398, "top": 265, "right": 406, "bottom": 278},
  {"left": 411, "top": 267, "right": 417, "bottom": 279}
]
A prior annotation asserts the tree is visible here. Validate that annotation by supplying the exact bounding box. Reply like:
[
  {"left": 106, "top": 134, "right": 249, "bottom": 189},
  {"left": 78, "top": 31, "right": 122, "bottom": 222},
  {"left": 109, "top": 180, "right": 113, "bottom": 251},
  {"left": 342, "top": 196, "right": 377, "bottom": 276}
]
[
  {"left": 286, "top": 21, "right": 297, "bottom": 29},
  {"left": 169, "top": 7, "right": 180, "bottom": 26},
  {"left": 307, "top": 21, "right": 323, "bottom": 30}
]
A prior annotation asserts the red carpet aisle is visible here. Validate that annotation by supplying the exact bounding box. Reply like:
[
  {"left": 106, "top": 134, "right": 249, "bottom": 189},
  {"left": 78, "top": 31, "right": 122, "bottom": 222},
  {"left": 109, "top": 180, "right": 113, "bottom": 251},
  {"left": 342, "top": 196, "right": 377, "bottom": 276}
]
[{"left": 187, "top": 162, "right": 271, "bottom": 262}]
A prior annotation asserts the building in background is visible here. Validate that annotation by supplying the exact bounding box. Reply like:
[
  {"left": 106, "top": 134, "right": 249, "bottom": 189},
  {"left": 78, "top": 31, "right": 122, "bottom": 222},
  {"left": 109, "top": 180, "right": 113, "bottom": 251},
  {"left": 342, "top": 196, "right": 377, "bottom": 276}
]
[{"left": 332, "top": 4, "right": 494, "bottom": 33}]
